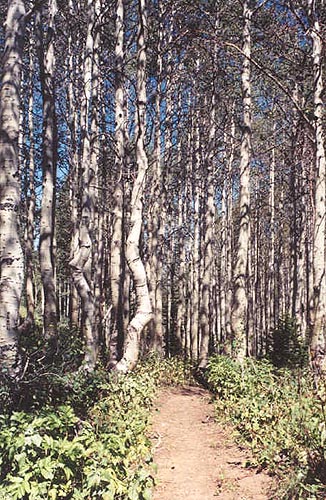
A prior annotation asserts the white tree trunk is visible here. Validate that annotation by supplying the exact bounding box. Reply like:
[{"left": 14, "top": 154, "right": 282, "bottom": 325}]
[
  {"left": 231, "top": 0, "right": 252, "bottom": 361},
  {"left": 69, "top": 0, "right": 99, "bottom": 370},
  {"left": 23, "top": 36, "right": 36, "bottom": 331},
  {"left": 199, "top": 97, "right": 216, "bottom": 368},
  {"left": 110, "top": 0, "right": 125, "bottom": 363},
  {"left": 309, "top": 1, "right": 326, "bottom": 373},
  {"left": 38, "top": 0, "right": 58, "bottom": 339},
  {"left": 115, "top": 0, "right": 152, "bottom": 372},
  {"left": 0, "top": 0, "right": 25, "bottom": 370},
  {"left": 147, "top": 0, "right": 164, "bottom": 354}
]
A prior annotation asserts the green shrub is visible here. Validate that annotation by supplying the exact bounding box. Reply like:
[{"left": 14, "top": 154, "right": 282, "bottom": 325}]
[
  {"left": 206, "top": 355, "right": 326, "bottom": 499},
  {"left": 0, "top": 370, "right": 156, "bottom": 500}
]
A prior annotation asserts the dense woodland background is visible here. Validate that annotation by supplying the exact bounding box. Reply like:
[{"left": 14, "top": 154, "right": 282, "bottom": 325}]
[{"left": 1, "top": 0, "right": 326, "bottom": 376}]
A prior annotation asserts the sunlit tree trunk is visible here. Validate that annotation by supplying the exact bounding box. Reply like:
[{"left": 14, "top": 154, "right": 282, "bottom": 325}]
[
  {"left": 221, "top": 109, "right": 235, "bottom": 354},
  {"left": 266, "top": 120, "right": 276, "bottom": 352},
  {"left": 115, "top": 0, "right": 152, "bottom": 372},
  {"left": 23, "top": 36, "right": 36, "bottom": 331},
  {"left": 199, "top": 97, "right": 216, "bottom": 368},
  {"left": 38, "top": 0, "right": 58, "bottom": 340},
  {"left": 231, "top": 0, "right": 252, "bottom": 361},
  {"left": 190, "top": 96, "right": 201, "bottom": 361},
  {"left": 90, "top": 0, "right": 102, "bottom": 346},
  {"left": 308, "top": 1, "right": 326, "bottom": 374},
  {"left": 110, "top": 0, "right": 125, "bottom": 363},
  {"left": 147, "top": 0, "right": 164, "bottom": 354},
  {"left": 69, "top": 0, "right": 98, "bottom": 369},
  {"left": 0, "top": 0, "right": 25, "bottom": 370},
  {"left": 67, "top": 1, "right": 80, "bottom": 328}
]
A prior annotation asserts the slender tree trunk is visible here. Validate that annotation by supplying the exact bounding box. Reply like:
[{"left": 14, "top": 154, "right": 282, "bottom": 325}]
[
  {"left": 0, "top": 0, "right": 25, "bottom": 370},
  {"left": 38, "top": 0, "right": 58, "bottom": 340},
  {"left": 147, "top": 0, "right": 164, "bottom": 354},
  {"left": 190, "top": 101, "right": 201, "bottom": 361},
  {"left": 231, "top": 0, "right": 252, "bottom": 361},
  {"left": 23, "top": 37, "right": 36, "bottom": 331},
  {"left": 220, "top": 110, "right": 235, "bottom": 354},
  {"left": 309, "top": 1, "right": 326, "bottom": 374},
  {"left": 115, "top": 0, "right": 152, "bottom": 372},
  {"left": 67, "top": 3, "right": 79, "bottom": 328},
  {"left": 69, "top": 0, "right": 98, "bottom": 369},
  {"left": 199, "top": 97, "right": 216, "bottom": 368},
  {"left": 110, "top": 0, "right": 126, "bottom": 363}
]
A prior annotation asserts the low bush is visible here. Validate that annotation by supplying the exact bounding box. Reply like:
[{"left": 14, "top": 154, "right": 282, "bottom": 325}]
[
  {"left": 0, "top": 369, "right": 156, "bottom": 499},
  {"left": 206, "top": 355, "right": 326, "bottom": 499},
  {"left": 0, "top": 354, "right": 192, "bottom": 499}
]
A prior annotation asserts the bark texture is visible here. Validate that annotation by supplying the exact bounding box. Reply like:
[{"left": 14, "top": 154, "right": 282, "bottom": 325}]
[
  {"left": 309, "top": 1, "right": 326, "bottom": 374},
  {"left": 231, "top": 0, "right": 252, "bottom": 361},
  {"left": 69, "top": 0, "right": 98, "bottom": 370},
  {"left": 38, "top": 0, "right": 58, "bottom": 339},
  {"left": 0, "top": 0, "right": 25, "bottom": 369},
  {"left": 110, "top": 0, "right": 125, "bottom": 363},
  {"left": 115, "top": 0, "right": 152, "bottom": 372}
]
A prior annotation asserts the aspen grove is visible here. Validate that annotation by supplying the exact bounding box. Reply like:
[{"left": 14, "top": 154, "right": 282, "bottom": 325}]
[{"left": 0, "top": 0, "right": 326, "bottom": 376}]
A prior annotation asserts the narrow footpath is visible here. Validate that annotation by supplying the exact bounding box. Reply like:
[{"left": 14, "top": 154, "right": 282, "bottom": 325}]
[{"left": 151, "top": 386, "right": 274, "bottom": 500}]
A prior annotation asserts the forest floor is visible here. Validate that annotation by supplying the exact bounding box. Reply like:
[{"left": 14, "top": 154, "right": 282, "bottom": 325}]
[{"left": 150, "top": 386, "right": 275, "bottom": 500}]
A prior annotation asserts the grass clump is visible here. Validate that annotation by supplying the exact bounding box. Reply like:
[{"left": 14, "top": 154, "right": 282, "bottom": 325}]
[{"left": 206, "top": 355, "right": 326, "bottom": 499}]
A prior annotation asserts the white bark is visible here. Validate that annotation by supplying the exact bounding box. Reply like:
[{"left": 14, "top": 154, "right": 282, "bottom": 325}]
[
  {"left": 309, "top": 2, "right": 326, "bottom": 372},
  {"left": 0, "top": 0, "right": 25, "bottom": 369},
  {"left": 110, "top": 0, "right": 125, "bottom": 362},
  {"left": 67, "top": 1, "right": 79, "bottom": 328},
  {"left": 69, "top": 0, "right": 98, "bottom": 369},
  {"left": 38, "top": 0, "right": 58, "bottom": 339},
  {"left": 221, "top": 110, "right": 235, "bottom": 355},
  {"left": 231, "top": 0, "right": 252, "bottom": 361},
  {"left": 199, "top": 98, "right": 216, "bottom": 368},
  {"left": 23, "top": 36, "right": 36, "bottom": 330},
  {"left": 115, "top": 0, "right": 152, "bottom": 372},
  {"left": 147, "top": 0, "right": 164, "bottom": 354},
  {"left": 190, "top": 98, "right": 201, "bottom": 361}
]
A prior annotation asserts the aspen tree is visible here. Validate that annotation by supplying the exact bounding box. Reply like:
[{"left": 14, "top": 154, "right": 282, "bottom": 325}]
[
  {"left": 308, "top": 0, "right": 326, "bottom": 373},
  {"left": 115, "top": 0, "right": 152, "bottom": 372},
  {"left": 221, "top": 109, "right": 235, "bottom": 354},
  {"left": 67, "top": 0, "right": 80, "bottom": 328},
  {"left": 191, "top": 109, "right": 201, "bottom": 361},
  {"left": 90, "top": 0, "right": 102, "bottom": 342},
  {"left": 0, "top": 0, "right": 25, "bottom": 370},
  {"left": 231, "top": 0, "right": 253, "bottom": 361},
  {"left": 198, "top": 96, "right": 216, "bottom": 368},
  {"left": 265, "top": 119, "right": 277, "bottom": 351},
  {"left": 38, "top": 0, "right": 58, "bottom": 340},
  {"left": 110, "top": 0, "right": 125, "bottom": 363},
  {"left": 24, "top": 35, "right": 36, "bottom": 331},
  {"left": 147, "top": 0, "right": 164, "bottom": 355},
  {"left": 69, "top": 0, "right": 98, "bottom": 369}
]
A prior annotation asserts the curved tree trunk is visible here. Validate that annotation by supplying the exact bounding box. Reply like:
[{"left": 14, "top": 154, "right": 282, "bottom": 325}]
[
  {"left": 115, "top": 0, "right": 152, "bottom": 372},
  {"left": 69, "top": 0, "right": 100, "bottom": 370},
  {"left": 0, "top": 0, "right": 25, "bottom": 371}
]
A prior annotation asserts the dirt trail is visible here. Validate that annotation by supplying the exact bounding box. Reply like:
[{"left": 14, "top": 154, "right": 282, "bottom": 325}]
[{"left": 150, "top": 386, "right": 274, "bottom": 500}]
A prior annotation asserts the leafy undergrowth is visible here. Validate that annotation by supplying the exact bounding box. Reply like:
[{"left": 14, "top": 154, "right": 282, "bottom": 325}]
[
  {"left": 205, "top": 355, "right": 326, "bottom": 499},
  {"left": 0, "top": 356, "right": 191, "bottom": 500}
]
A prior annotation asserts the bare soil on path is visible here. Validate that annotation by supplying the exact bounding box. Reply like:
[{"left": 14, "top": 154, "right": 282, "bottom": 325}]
[{"left": 150, "top": 386, "right": 274, "bottom": 500}]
